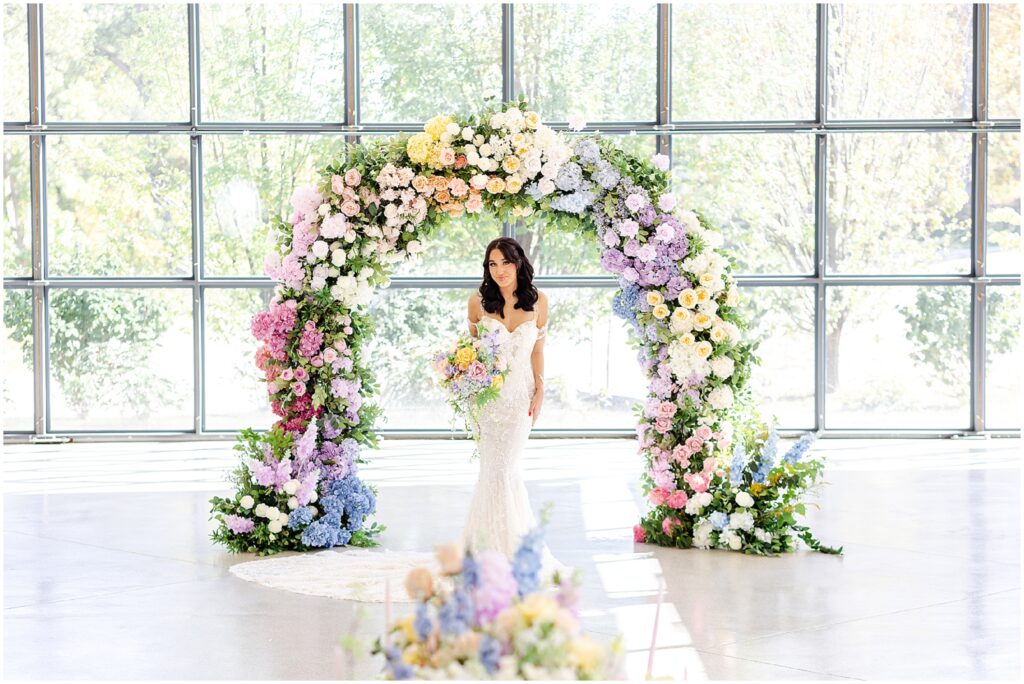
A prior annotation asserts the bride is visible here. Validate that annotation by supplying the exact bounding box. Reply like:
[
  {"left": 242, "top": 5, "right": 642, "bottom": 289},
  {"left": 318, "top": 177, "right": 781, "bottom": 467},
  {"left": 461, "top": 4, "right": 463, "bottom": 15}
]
[{"left": 461, "top": 237, "right": 551, "bottom": 560}]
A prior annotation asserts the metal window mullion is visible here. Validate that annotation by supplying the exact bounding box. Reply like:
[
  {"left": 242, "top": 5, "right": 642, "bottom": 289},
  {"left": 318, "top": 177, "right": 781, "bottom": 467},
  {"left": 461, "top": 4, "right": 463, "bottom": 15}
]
[
  {"left": 344, "top": 4, "right": 358, "bottom": 128},
  {"left": 813, "top": 6, "right": 829, "bottom": 432},
  {"left": 971, "top": 5, "right": 990, "bottom": 433},
  {"left": 502, "top": 3, "right": 515, "bottom": 238},
  {"left": 188, "top": 3, "right": 202, "bottom": 435},
  {"left": 656, "top": 3, "right": 671, "bottom": 157}
]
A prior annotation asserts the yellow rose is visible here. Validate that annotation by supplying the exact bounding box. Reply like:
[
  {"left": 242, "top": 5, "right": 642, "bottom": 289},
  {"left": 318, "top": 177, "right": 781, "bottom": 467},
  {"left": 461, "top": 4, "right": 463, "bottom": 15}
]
[
  {"left": 672, "top": 308, "right": 691, "bottom": 323},
  {"left": 750, "top": 483, "right": 764, "bottom": 496},
  {"left": 680, "top": 332, "right": 695, "bottom": 346},
  {"left": 693, "top": 312, "right": 712, "bottom": 328},
  {"left": 646, "top": 291, "right": 664, "bottom": 306},
  {"left": 524, "top": 111, "right": 540, "bottom": 129},
  {"left": 424, "top": 115, "right": 453, "bottom": 140},
  {"left": 485, "top": 177, "right": 506, "bottom": 194},
  {"left": 505, "top": 176, "right": 523, "bottom": 193},
  {"left": 502, "top": 155, "right": 522, "bottom": 173},
  {"left": 710, "top": 326, "right": 726, "bottom": 343},
  {"left": 652, "top": 304, "right": 670, "bottom": 319},
  {"left": 454, "top": 346, "right": 477, "bottom": 368},
  {"left": 491, "top": 375, "right": 504, "bottom": 389},
  {"left": 695, "top": 341, "right": 713, "bottom": 359},
  {"left": 511, "top": 133, "right": 526, "bottom": 147},
  {"left": 678, "top": 289, "right": 698, "bottom": 309},
  {"left": 406, "top": 133, "right": 432, "bottom": 164},
  {"left": 695, "top": 286, "right": 710, "bottom": 303}
]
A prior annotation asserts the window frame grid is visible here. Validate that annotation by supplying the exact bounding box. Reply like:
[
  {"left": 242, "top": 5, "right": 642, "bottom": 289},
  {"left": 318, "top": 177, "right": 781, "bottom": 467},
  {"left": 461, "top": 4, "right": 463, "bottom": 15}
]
[{"left": 2, "top": 2, "right": 1020, "bottom": 442}]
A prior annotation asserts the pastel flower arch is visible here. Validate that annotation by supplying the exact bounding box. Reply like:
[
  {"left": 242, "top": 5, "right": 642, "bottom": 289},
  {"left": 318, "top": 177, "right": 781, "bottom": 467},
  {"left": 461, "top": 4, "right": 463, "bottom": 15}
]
[{"left": 209, "top": 97, "right": 839, "bottom": 558}]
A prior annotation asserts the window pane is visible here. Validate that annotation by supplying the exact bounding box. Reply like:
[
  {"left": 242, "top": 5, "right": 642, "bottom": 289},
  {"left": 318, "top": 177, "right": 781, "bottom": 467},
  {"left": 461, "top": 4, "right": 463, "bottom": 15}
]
[
  {"left": 827, "top": 133, "right": 971, "bottom": 275},
  {"left": 673, "top": 134, "right": 814, "bottom": 275},
  {"left": 826, "top": 285, "right": 970, "bottom": 429},
  {"left": 515, "top": 3, "right": 657, "bottom": 122},
  {"left": 986, "top": 286, "right": 1021, "bottom": 429},
  {"left": 517, "top": 135, "right": 657, "bottom": 277},
  {"left": 364, "top": 286, "right": 643, "bottom": 430},
  {"left": 738, "top": 286, "right": 815, "bottom": 429},
  {"left": 990, "top": 3, "right": 1021, "bottom": 120},
  {"left": 43, "top": 4, "right": 188, "bottom": 122},
  {"left": 4, "top": 4, "right": 28, "bottom": 122},
  {"left": 2, "top": 288, "right": 33, "bottom": 431},
  {"left": 204, "top": 287, "right": 276, "bottom": 430},
  {"left": 672, "top": 4, "right": 815, "bottom": 121},
  {"left": 203, "top": 134, "right": 348, "bottom": 277},
  {"left": 46, "top": 135, "right": 191, "bottom": 277},
  {"left": 200, "top": 4, "right": 345, "bottom": 122},
  {"left": 828, "top": 4, "right": 972, "bottom": 120},
  {"left": 359, "top": 3, "right": 502, "bottom": 123},
  {"left": 987, "top": 133, "right": 1020, "bottom": 275},
  {"left": 4, "top": 136, "right": 31, "bottom": 277},
  {"left": 393, "top": 213, "right": 503, "bottom": 278},
  {"left": 48, "top": 288, "right": 193, "bottom": 430}
]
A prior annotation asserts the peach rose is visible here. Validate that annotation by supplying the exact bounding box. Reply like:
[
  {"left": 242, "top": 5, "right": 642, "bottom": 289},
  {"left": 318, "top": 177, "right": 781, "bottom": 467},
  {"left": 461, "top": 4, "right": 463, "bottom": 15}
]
[
  {"left": 448, "top": 178, "right": 469, "bottom": 198},
  {"left": 434, "top": 189, "right": 451, "bottom": 204},
  {"left": 405, "top": 567, "right": 434, "bottom": 600},
  {"left": 466, "top": 195, "right": 484, "bottom": 213},
  {"left": 454, "top": 154, "right": 468, "bottom": 169},
  {"left": 485, "top": 177, "right": 505, "bottom": 194},
  {"left": 412, "top": 175, "right": 431, "bottom": 194},
  {"left": 439, "top": 148, "right": 456, "bottom": 166},
  {"left": 340, "top": 200, "right": 360, "bottom": 217},
  {"left": 446, "top": 203, "right": 465, "bottom": 218},
  {"left": 344, "top": 168, "right": 361, "bottom": 187},
  {"left": 429, "top": 175, "right": 448, "bottom": 191},
  {"left": 331, "top": 174, "right": 345, "bottom": 194}
]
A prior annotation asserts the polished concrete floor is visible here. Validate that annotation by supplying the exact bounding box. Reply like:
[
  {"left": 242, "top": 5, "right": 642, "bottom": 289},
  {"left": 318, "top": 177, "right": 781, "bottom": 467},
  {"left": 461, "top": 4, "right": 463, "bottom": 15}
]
[{"left": 3, "top": 436, "right": 1021, "bottom": 680}]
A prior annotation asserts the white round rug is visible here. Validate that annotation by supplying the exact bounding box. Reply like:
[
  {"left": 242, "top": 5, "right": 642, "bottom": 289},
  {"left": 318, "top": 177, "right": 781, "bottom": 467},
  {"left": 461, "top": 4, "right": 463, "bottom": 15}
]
[{"left": 228, "top": 548, "right": 440, "bottom": 603}]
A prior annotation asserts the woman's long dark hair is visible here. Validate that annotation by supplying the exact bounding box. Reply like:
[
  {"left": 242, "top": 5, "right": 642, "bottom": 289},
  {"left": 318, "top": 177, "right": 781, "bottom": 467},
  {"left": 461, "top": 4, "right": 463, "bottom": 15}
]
[{"left": 478, "top": 237, "right": 538, "bottom": 318}]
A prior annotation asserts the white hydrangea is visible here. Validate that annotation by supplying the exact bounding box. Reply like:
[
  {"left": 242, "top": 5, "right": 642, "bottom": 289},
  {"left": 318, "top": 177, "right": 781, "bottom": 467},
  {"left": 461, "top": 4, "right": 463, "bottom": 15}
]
[
  {"left": 707, "top": 385, "right": 735, "bottom": 410},
  {"left": 754, "top": 528, "right": 773, "bottom": 544},
  {"left": 667, "top": 339, "right": 712, "bottom": 380},
  {"left": 720, "top": 528, "right": 743, "bottom": 550},
  {"left": 730, "top": 510, "right": 755, "bottom": 531},
  {"left": 710, "top": 355, "right": 735, "bottom": 379},
  {"left": 692, "top": 519, "right": 715, "bottom": 549}
]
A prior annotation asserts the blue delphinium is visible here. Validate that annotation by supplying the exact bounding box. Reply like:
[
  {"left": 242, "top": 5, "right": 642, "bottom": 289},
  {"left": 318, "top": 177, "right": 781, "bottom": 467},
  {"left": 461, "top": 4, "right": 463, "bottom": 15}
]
[
  {"left": 752, "top": 426, "right": 779, "bottom": 483},
  {"left": 287, "top": 505, "right": 315, "bottom": 530},
  {"left": 437, "top": 596, "right": 468, "bottom": 635},
  {"left": 453, "top": 587, "right": 474, "bottom": 626},
  {"left": 384, "top": 646, "right": 413, "bottom": 680},
  {"left": 783, "top": 433, "right": 816, "bottom": 464},
  {"left": 512, "top": 528, "right": 544, "bottom": 596},
  {"left": 414, "top": 602, "right": 432, "bottom": 640},
  {"left": 479, "top": 635, "right": 501, "bottom": 675},
  {"left": 729, "top": 440, "right": 748, "bottom": 486},
  {"left": 460, "top": 554, "right": 480, "bottom": 589},
  {"left": 709, "top": 511, "right": 729, "bottom": 530}
]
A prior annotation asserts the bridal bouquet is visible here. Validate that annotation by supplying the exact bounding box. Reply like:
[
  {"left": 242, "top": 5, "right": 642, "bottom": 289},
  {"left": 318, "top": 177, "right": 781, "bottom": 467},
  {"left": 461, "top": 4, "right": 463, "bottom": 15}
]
[
  {"left": 433, "top": 323, "right": 509, "bottom": 441},
  {"left": 373, "top": 530, "right": 623, "bottom": 680}
]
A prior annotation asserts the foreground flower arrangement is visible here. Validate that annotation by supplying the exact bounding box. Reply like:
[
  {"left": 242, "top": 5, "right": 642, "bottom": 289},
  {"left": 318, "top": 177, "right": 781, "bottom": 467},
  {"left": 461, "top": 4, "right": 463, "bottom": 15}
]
[
  {"left": 373, "top": 531, "right": 622, "bottom": 680},
  {"left": 209, "top": 95, "right": 839, "bottom": 556}
]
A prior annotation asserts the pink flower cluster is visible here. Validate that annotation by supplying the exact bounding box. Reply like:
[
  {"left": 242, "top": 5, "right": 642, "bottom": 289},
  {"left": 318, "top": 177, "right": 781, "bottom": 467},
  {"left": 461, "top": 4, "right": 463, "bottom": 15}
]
[
  {"left": 251, "top": 299, "right": 298, "bottom": 361},
  {"left": 298, "top": 320, "right": 324, "bottom": 358}
]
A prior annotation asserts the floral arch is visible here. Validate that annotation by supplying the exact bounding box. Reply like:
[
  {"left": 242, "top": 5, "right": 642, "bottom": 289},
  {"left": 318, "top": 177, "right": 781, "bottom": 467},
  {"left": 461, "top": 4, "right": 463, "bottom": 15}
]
[{"left": 209, "top": 97, "right": 838, "bottom": 557}]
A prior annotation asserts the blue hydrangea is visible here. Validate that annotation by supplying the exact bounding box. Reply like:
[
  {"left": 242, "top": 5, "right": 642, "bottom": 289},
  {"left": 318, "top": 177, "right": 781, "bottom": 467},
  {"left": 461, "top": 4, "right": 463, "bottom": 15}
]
[
  {"left": 612, "top": 284, "right": 643, "bottom": 331},
  {"left": 554, "top": 162, "right": 583, "bottom": 192},
  {"left": 525, "top": 181, "right": 545, "bottom": 201},
  {"left": 592, "top": 159, "right": 621, "bottom": 190},
  {"left": 573, "top": 139, "right": 602, "bottom": 165},
  {"left": 287, "top": 505, "right": 315, "bottom": 530},
  {"left": 479, "top": 635, "right": 501, "bottom": 674},
  {"left": 453, "top": 587, "right": 474, "bottom": 625},
  {"left": 319, "top": 494, "right": 344, "bottom": 518},
  {"left": 783, "top": 433, "right": 816, "bottom": 464},
  {"left": 550, "top": 189, "right": 594, "bottom": 215},
  {"left": 414, "top": 603, "right": 432, "bottom": 640},
  {"left": 710, "top": 511, "right": 729, "bottom": 530},
  {"left": 300, "top": 513, "right": 341, "bottom": 548}
]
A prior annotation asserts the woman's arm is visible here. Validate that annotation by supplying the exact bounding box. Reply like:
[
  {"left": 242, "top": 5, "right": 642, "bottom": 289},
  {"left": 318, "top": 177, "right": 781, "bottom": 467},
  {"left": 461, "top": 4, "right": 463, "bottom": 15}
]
[
  {"left": 467, "top": 292, "right": 481, "bottom": 338},
  {"left": 528, "top": 292, "right": 547, "bottom": 424}
]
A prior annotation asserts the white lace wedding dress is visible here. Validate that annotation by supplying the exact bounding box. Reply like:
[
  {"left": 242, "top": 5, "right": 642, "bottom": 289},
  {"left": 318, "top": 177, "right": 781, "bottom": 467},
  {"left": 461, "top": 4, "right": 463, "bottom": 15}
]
[{"left": 228, "top": 312, "right": 562, "bottom": 603}]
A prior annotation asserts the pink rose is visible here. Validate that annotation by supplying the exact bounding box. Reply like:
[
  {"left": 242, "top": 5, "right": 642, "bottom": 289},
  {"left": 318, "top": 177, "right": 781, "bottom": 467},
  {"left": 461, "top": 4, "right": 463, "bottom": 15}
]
[
  {"left": 466, "top": 361, "right": 488, "bottom": 382},
  {"left": 331, "top": 174, "right": 345, "bottom": 195},
  {"left": 633, "top": 524, "right": 647, "bottom": 543},
  {"left": 292, "top": 381, "right": 307, "bottom": 396},
  {"left": 685, "top": 436, "right": 703, "bottom": 451},
  {"left": 649, "top": 488, "right": 670, "bottom": 506},
  {"left": 311, "top": 355, "right": 324, "bottom": 368},
  {"left": 281, "top": 369, "right": 294, "bottom": 381},
  {"left": 345, "top": 168, "right": 361, "bottom": 187},
  {"left": 666, "top": 490, "right": 689, "bottom": 509},
  {"left": 657, "top": 401, "right": 677, "bottom": 418},
  {"left": 661, "top": 517, "right": 680, "bottom": 535},
  {"left": 466, "top": 195, "right": 484, "bottom": 213},
  {"left": 684, "top": 471, "right": 709, "bottom": 493},
  {"left": 334, "top": 339, "right": 348, "bottom": 351},
  {"left": 439, "top": 148, "right": 456, "bottom": 166},
  {"left": 344, "top": 326, "right": 353, "bottom": 335},
  {"left": 448, "top": 178, "right": 469, "bottom": 198},
  {"left": 294, "top": 367, "right": 309, "bottom": 381},
  {"left": 696, "top": 425, "right": 713, "bottom": 441},
  {"left": 702, "top": 457, "right": 717, "bottom": 473},
  {"left": 341, "top": 200, "right": 360, "bottom": 217},
  {"left": 654, "top": 416, "right": 673, "bottom": 433},
  {"left": 672, "top": 445, "right": 691, "bottom": 467},
  {"left": 323, "top": 348, "right": 338, "bottom": 363}
]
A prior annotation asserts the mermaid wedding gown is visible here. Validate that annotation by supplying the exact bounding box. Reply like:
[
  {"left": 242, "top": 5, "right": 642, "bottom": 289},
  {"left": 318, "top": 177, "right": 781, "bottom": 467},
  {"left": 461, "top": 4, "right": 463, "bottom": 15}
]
[{"left": 228, "top": 313, "right": 562, "bottom": 602}]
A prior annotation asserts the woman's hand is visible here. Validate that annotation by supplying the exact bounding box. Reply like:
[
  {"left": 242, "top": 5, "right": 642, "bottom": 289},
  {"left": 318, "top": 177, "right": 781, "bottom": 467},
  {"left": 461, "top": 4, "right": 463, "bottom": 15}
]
[{"left": 528, "top": 386, "right": 544, "bottom": 426}]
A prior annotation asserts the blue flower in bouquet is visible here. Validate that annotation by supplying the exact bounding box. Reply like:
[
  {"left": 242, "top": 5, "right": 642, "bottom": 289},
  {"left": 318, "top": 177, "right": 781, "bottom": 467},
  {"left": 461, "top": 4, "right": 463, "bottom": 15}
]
[
  {"left": 710, "top": 511, "right": 729, "bottom": 530},
  {"left": 513, "top": 528, "right": 544, "bottom": 596},
  {"left": 730, "top": 441, "right": 747, "bottom": 486},
  {"left": 287, "top": 505, "right": 315, "bottom": 530},
  {"left": 573, "top": 139, "right": 602, "bottom": 166},
  {"left": 550, "top": 189, "right": 595, "bottom": 215},
  {"left": 525, "top": 181, "right": 545, "bottom": 201},
  {"left": 438, "top": 595, "right": 469, "bottom": 635},
  {"left": 460, "top": 554, "right": 481, "bottom": 589},
  {"left": 611, "top": 283, "right": 642, "bottom": 325},
  {"left": 554, "top": 161, "right": 583, "bottom": 192},
  {"left": 300, "top": 512, "right": 341, "bottom": 547},
  {"left": 592, "top": 159, "right": 621, "bottom": 190},
  {"left": 783, "top": 433, "right": 816, "bottom": 464},
  {"left": 414, "top": 602, "right": 432, "bottom": 640},
  {"left": 479, "top": 635, "right": 501, "bottom": 674},
  {"left": 319, "top": 494, "right": 344, "bottom": 518},
  {"left": 454, "top": 586, "right": 475, "bottom": 625},
  {"left": 384, "top": 646, "right": 414, "bottom": 680}
]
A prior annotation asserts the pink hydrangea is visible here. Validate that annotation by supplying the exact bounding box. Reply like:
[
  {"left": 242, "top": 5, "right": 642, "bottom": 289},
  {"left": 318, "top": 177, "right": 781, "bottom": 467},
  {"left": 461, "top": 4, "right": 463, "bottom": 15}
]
[
  {"left": 649, "top": 488, "right": 670, "bottom": 506},
  {"left": 473, "top": 550, "right": 518, "bottom": 622},
  {"left": 290, "top": 185, "right": 323, "bottom": 217},
  {"left": 633, "top": 524, "right": 647, "bottom": 543},
  {"left": 666, "top": 490, "right": 689, "bottom": 509},
  {"left": 298, "top": 320, "right": 324, "bottom": 358}
]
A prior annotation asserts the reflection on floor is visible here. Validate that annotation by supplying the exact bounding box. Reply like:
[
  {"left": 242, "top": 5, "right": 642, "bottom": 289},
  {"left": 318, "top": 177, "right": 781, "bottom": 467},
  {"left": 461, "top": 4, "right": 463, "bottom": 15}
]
[{"left": 3, "top": 437, "right": 1021, "bottom": 680}]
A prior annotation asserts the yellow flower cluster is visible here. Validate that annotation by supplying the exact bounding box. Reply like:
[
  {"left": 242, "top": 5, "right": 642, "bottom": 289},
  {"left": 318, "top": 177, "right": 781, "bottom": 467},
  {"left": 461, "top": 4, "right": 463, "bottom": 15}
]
[
  {"left": 454, "top": 346, "right": 477, "bottom": 369},
  {"left": 407, "top": 115, "right": 456, "bottom": 168}
]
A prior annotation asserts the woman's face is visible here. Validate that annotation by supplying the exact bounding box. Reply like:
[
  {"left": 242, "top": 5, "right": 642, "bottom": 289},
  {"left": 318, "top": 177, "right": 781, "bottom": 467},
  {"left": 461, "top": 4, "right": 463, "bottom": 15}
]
[{"left": 487, "top": 248, "right": 517, "bottom": 288}]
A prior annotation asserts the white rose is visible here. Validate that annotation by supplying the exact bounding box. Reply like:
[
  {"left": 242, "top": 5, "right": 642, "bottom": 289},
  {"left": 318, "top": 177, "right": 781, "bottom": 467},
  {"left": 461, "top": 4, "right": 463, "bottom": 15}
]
[
  {"left": 239, "top": 495, "right": 255, "bottom": 509},
  {"left": 254, "top": 503, "right": 268, "bottom": 518},
  {"left": 473, "top": 134, "right": 485, "bottom": 146},
  {"left": 268, "top": 519, "right": 283, "bottom": 534},
  {"left": 479, "top": 143, "right": 493, "bottom": 157},
  {"left": 287, "top": 496, "right": 299, "bottom": 510},
  {"left": 538, "top": 178, "right": 556, "bottom": 195},
  {"left": 692, "top": 520, "right": 714, "bottom": 549},
  {"left": 310, "top": 240, "right": 329, "bottom": 260},
  {"left": 309, "top": 491, "right": 318, "bottom": 504},
  {"left": 726, "top": 288, "right": 740, "bottom": 307},
  {"left": 707, "top": 385, "right": 734, "bottom": 410},
  {"left": 266, "top": 506, "right": 282, "bottom": 520},
  {"left": 724, "top": 529, "right": 743, "bottom": 550},
  {"left": 461, "top": 126, "right": 474, "bottom": 141},
  {"left": 331, "top": 248, "right": 347, "bottom": 266},
  {"left": 698, "top": 492, "right": 713, "bottom": 507},
  {"left": 730, "top": 511, "right": 755, "bottom": 531},
  {"left": 317, "top": 202, "right": 331, "bottom": 217},
  {"left": 735, "top": 491, "right": 754, "bottom": 508},
  {"left": 283, "top": 479, "right": 300, "bottom": 495},
  {"left": 446, "top": 122, "right": 461, "bottom": 136},
  {"left": 710, "top": 355, "right": 735, "bottom": 379},
  {"left": 754, "top": 528, "right": 773, "bottom": 543}
]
